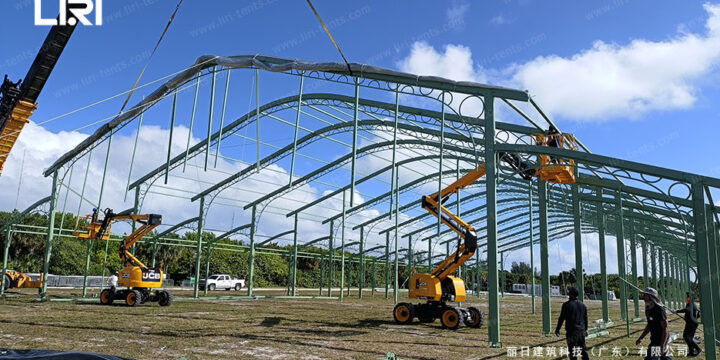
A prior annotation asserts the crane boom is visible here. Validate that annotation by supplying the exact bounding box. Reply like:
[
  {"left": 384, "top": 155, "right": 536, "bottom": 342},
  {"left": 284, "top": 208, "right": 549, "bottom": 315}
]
[{"left": 0, "top": 20, "right": 76, "bottom": 174}]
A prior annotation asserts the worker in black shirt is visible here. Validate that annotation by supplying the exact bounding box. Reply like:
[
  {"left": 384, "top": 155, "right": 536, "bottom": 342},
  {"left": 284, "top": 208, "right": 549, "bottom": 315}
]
[
  {"left": 676, "top": 292, "right": 702, "bottom": 357},
  {"left": 555, "top": 287, "right": 589, "bottom": 360},
  {"left": 636, "top": 287, "right": 670, "bottom": 360},
  {"left": 546, "top": 127, "right": 561, "bottom": 164}
]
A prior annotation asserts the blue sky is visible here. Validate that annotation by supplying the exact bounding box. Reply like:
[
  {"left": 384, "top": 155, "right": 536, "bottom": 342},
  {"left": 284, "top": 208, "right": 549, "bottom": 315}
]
[
  {"left": 1, "top": 0, "right": 715, "bottom": 174},
  {"left": 1, "top": 1, "right": 718, "bottom": 276}
]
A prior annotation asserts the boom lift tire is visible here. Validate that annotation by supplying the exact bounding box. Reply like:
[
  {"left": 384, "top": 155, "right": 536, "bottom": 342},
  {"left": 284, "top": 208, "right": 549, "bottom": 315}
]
[
  {"left": 158, "top": 290, "right": 173, "bottom": 307},
  {"left": 441, "top": 307, "right": 462, "bottom": 330},
  {"left": 100, "top": 289, "right": 114, "bottom": 305},
  {"left": 126, "top": 290, "right": 141, "bottom": 307},
  {"left": 2, "top": 274, "right": 10, "bottom": 290},
  {"left": 393, "top": 303, "right": 414, "bottom": 325},
  {"left": 464, "top": 307, "right": 484, "bottom": 328}
]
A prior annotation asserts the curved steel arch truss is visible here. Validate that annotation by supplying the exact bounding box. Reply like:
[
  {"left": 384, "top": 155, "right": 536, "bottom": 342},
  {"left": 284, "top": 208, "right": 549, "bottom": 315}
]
[{"left": 23, "top": 54, "right": 720, "bottom": 356}]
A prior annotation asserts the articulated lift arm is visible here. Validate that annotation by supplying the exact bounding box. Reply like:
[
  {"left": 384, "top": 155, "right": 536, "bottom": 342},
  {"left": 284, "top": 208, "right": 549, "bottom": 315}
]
[
  {"left": 421, "top": 164, "right": 485, "bottom": 280},
  {"left": 420, "top": 153, "right": 538, "bottom": 281},
  {"left": 91, "top": 209, "right": 162, "bottom": 270}
]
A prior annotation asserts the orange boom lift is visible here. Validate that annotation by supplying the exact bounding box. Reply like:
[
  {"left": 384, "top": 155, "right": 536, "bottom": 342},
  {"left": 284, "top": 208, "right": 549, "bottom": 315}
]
[{"left": 393, "top": 131, "right": 576, "bottom": 329}]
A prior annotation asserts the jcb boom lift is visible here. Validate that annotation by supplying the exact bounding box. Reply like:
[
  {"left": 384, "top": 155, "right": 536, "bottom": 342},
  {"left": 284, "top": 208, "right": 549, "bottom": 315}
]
[
  {"left": 393, "top": 133, "right": 576, "bottom": 329},
  {"left": 0, "top": 19, "right": 76, "bottom": 174},
  {"left": 76, "top": 208, "right": 173, "bottom": 306}
]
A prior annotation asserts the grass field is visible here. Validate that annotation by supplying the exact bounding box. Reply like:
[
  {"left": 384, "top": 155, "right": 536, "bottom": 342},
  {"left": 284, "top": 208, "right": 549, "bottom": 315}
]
[{"left": 0, "top": 287, "right": 703, "bottom": 359}]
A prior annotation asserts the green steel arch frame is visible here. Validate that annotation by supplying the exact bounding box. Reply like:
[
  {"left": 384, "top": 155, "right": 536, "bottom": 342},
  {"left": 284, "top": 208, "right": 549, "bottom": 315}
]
[{"left": 17, "top": 54, "right": 720, "bottom": 356}]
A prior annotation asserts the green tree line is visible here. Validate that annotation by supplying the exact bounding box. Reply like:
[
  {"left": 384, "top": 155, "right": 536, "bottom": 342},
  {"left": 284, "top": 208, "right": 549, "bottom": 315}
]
[{"left": 1, "top": 211, "right": 690, "bottom": 294}]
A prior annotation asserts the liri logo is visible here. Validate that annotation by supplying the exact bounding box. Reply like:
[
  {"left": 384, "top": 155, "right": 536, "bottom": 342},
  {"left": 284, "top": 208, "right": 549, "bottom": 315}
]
[{"left": 35, "top": 0, "right": 103, "bottom": 26}]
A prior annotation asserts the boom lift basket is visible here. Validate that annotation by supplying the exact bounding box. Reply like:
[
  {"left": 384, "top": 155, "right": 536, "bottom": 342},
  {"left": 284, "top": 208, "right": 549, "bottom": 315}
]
[{"left": 532, "top": 133, "right": 578, "bottom": 184}]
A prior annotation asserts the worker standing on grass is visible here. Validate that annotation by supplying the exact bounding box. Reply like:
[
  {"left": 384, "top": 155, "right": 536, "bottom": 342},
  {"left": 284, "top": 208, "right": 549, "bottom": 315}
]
[
  {"left": 107, "top": 272, "right": 118, "bottom": 292},
  {"left": 555, "top": 286, "right": 589, "bottom": 360},
  {"left": 676, "top": 292, "right": 702, "bottom": 357},
  {"left": 636, "top": 287, "right": 671, "bottom": 360}
]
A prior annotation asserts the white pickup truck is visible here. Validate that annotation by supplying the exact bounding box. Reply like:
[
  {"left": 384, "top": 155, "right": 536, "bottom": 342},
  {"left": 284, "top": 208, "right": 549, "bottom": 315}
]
[{"left": 198, "top": 274, "right": 245, "bottom": 291}]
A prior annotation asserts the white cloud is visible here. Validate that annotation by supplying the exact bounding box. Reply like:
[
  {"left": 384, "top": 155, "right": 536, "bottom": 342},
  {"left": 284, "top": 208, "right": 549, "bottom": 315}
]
[
  {"left": 490, "top": 15, "right": 513, "bottom": 25},
  {"left": 0, "top": 121, "right": 417, "bottom": 251},
  {"left": 399, "top": 3, "right": 720, "bottom": 121},
  {"left": 446, "top": 1, "right": 470, "bottom": 27},
  {"left": 399, "top": 42, "right": 486, "bottom": 85}
]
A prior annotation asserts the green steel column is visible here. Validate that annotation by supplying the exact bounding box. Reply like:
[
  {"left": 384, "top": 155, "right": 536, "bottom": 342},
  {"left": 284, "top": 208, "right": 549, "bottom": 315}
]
[
  {"left": 248, "top": 206, "right": 256, "bottom": 297},
  {"left": 319, "top": 258, "right": 325, "bottom": 296},
  {"left": 165, "top": 90, "right": 178, "bottom": 183},
  {"left": 529, "top": 185, "right": 535, "bottom": 314},
  {"left": 40, "top": 171, "right": 59, "bottom": 301},
  {"left": 572, "top": 174, "right": 583, "bottom": 301},
  {"left": 437, "top": 92, "right": 446, "bottom": 251},
  {"left": 669, "top": 256, "right": 675, "bottom": 309},
  {"left": 675, "top": 258, "right": 681, "bottom": 308},
  {"left": 193, "top": 197, "right": 205, "bottom": 298},
  {"left": 456, "top": 159, "right": 462, "bottom": 279},
  {"left": 651, "top": 244, "right": 657, "bottom": 289},
  {"left": 691, "top": 183, "right": 716, "bottom": 360},
  {"left": 255, "top": 69, "right": 260, "bottom": 170},
  {"left": 328, "top": 220, "right": 334, "bottom": 296},
  {"left": 292, "top": 214, "right": 299, "bottom": 296},
  {"left": 347, "top": 255, "right": 351, "bottom": 297},
  {"left": 408, "top": 235, "right": 413, "bottom": 275},
  {"left": 289, "top": 73, "right": 304, "bottom": 184},
  {"left": 394, "top": 169, "right": 400, "bottom": 305},
  {"left": 1, "top": 228, "right": 12, "bottom": 295},
  {"left": 476, "top": 251, "right": 481, "bottom": 296},
  {"left": 484, "top": 95, "right": 500, "bottom": 347},
  {"left": 615, "top": 192, "right": 628, "bottom": 322},
  {"left": 539, "top": 179, "right": 551, "bottom": 336},
  {"left": 388, "top": 84, "right": 400, "bottom": 220},
  {"left": 641, "top": 237, "right": 648, "bottom": 290},
  {"left": 204, "top": 66, "right": 217, "bottom": 171},
  {"left": 371, "top": 259, "right": 376, "bottom": 297},
  {"left": 385, "top": 232, "right": 390, "bottom": 299},
  {"left": 345, "top": 77, "right": 359, "bottom": 297},
  {"left": 213, "top": 69, "right": 231, "bottom": 168},
  {"left": 427, "top": 237, "right": 432, "bottom": 269},
  {"left": 359, "top": 226, "right": 364, "bottom": 299},
  {"left": 659, "top": 251, "right": 664, "bottom": 302},
  {"left": 630, "top": 232, "right": 639, "bottom": 318},
  {"left": 81, "top": 238, "right": 94, "bottom": 297},
  {"left": 340, "top": 191, "right": 346, "bottom": 302},
  {"left": 597, "top": 188, "right": 609, "bottom": 323},
  {"left": 394, "top": 234, "right": 399, "bottom": 304},
  {"left": 669, "top": 257, "right": 676, "bottom": 309},
  {"left": 664, "top": 252, "right": 671, "bottom": 308}
]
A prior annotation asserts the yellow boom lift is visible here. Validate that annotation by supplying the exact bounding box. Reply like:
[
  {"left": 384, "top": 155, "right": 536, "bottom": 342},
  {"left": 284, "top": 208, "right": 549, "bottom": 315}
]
[
  {"left": 393, "top": 131, "right": 576, "bottom": 329},
  {"left": 76, "top": 208, "right": 173, "bottom": 306}
]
